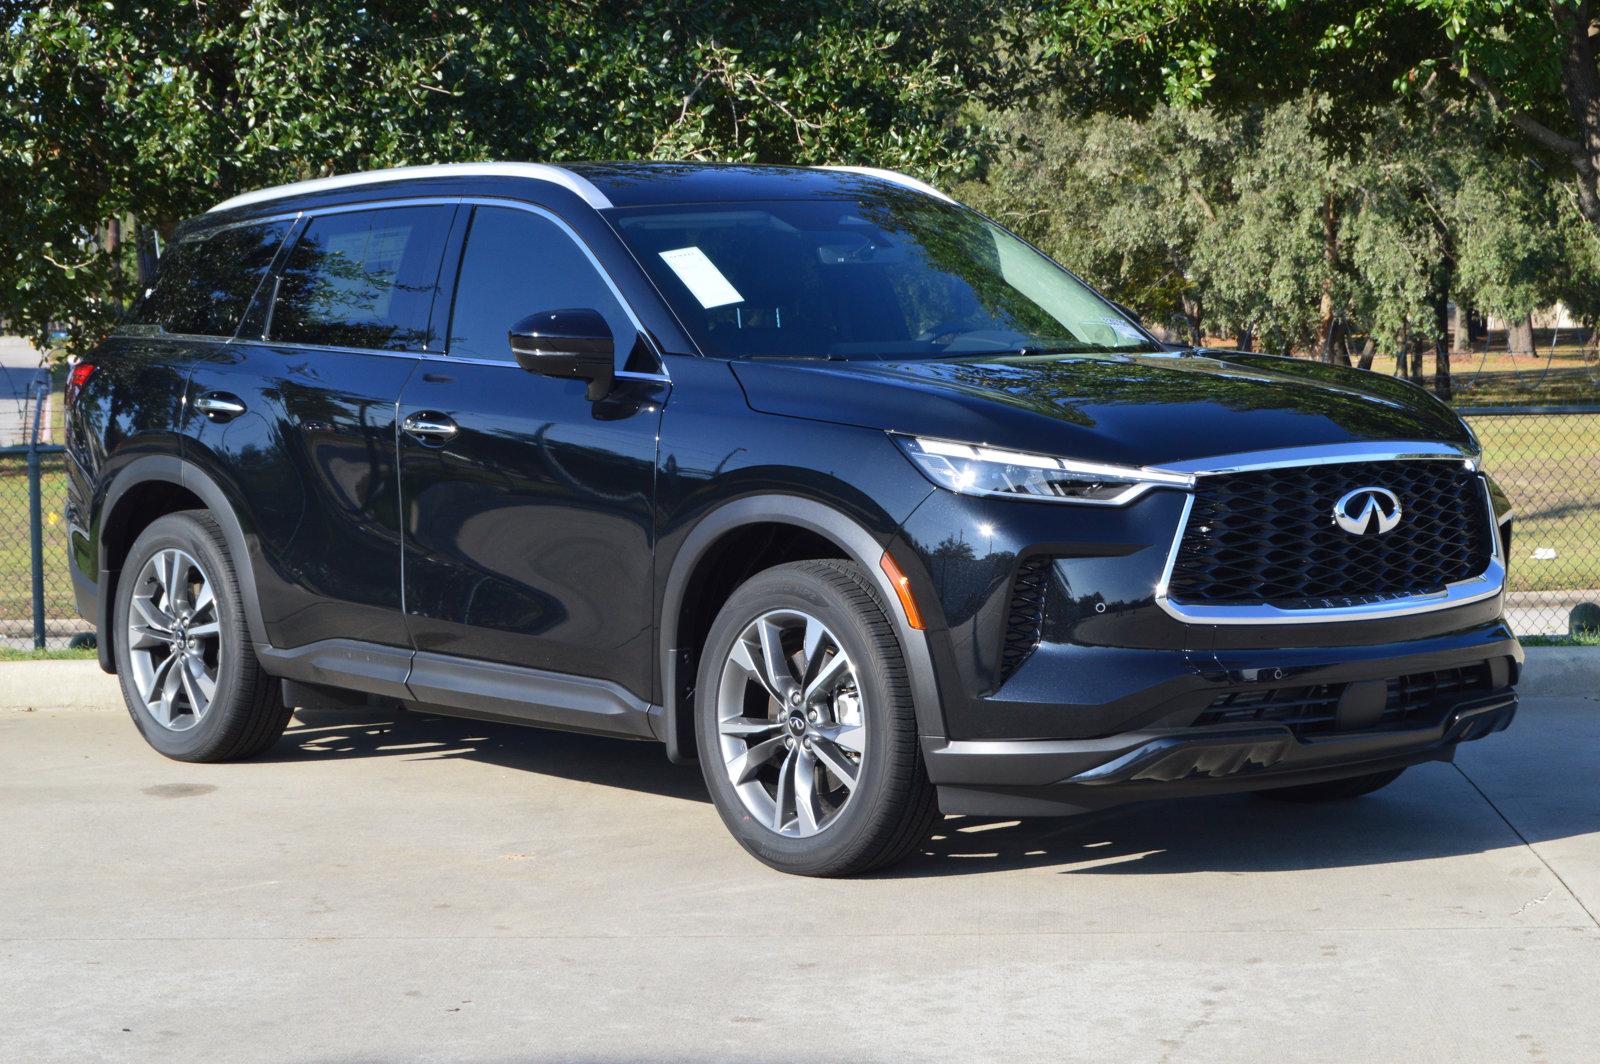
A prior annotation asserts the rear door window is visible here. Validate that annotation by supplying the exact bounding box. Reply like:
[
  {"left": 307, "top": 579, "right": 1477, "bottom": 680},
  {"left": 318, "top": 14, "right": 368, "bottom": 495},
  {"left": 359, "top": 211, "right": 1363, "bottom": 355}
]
[
  {"left": 444, "top": 206, "right": 635, "bottom": 362},
  {"left": 126, "top": 220, "right": 291, "bottom": 337},
  {"left": 270, "top": 206, "right": 453, "bottom": 351}
]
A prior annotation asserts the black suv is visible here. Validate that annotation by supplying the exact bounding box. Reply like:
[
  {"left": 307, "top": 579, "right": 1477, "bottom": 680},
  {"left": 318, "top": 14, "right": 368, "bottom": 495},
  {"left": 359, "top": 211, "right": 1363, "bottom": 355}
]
[{"left": 66, "top": 163, "right": 1520, "bottom": 875}]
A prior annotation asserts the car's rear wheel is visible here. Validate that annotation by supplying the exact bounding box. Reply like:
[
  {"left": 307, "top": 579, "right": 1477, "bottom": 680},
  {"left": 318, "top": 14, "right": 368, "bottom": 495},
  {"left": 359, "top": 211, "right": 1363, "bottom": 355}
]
[
  {"left": 1254, "top": 767, "right": 1406, "bottom": 802},
  {"left": 695, "top": 560, "right": 936, "bottom": 876},
  {"left": 113, "top": 511, "right": 290, "bottom": 762}
]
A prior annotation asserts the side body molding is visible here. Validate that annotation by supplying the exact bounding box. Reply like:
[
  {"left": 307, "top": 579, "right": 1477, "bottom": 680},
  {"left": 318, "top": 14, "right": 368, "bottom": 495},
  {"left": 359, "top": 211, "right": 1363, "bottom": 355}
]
[{"left": 658, "top": 494, "right": 946, "bottom": 763}]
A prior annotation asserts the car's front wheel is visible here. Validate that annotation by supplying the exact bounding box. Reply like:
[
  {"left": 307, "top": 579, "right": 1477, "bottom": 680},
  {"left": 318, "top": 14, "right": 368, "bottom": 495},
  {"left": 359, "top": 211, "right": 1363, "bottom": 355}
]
[
  {"left": 695, "top": 560, "right": 936, "bottom": 876},
  {"left": 112, "top": 511, "right": 290, "bottom": 762}
]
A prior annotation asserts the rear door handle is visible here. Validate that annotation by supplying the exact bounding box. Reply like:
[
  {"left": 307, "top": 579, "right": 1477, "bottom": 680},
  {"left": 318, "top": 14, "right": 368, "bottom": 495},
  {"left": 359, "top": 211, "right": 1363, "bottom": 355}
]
[
  {"left": 402, "top": 411, "right": 458, "bottom": 443},
  {"left": 194, "top": 392, "right": 246, "bottom": 420}
]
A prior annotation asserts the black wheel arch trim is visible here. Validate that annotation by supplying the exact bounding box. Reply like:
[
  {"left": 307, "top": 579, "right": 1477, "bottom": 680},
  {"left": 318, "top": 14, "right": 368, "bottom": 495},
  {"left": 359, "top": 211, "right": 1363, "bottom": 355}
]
[
  {"left": 658, "top": 493, "right": 946, "bottom": 763},
  {"left": 95, "top": 453, "right": 271, "bottom": 673}
]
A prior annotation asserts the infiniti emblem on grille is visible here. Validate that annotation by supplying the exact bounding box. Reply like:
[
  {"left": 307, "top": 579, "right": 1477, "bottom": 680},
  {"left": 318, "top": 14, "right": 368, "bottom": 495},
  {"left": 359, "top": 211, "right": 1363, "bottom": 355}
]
[{"left": 1332, "top": 487, "right": 1403, "bottom": 535}]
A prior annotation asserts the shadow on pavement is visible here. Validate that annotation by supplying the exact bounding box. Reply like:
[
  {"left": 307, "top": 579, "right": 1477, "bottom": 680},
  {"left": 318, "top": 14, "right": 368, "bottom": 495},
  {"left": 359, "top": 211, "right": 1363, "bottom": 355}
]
[
  {"left": 265, "top": 702, "right": 1600, "bottom": 879},
  {"left": 266, "top": 707, "right": 710, "bottom": 804}
]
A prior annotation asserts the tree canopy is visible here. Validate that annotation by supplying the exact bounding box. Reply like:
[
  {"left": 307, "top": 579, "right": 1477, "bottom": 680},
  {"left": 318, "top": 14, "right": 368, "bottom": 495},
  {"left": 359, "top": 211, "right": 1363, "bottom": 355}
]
[{"left": 0, "top": 0, "right": 985, "bottom": 350}]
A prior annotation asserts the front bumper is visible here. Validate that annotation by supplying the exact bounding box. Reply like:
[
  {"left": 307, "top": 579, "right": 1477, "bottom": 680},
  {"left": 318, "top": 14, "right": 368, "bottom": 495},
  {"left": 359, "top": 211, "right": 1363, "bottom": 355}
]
[
  {"left": 917, "top": 615, "right": 1522, "bottom": 817},
  {"left": 928, "top": 684, "right": 1515, "bottom": 816}
]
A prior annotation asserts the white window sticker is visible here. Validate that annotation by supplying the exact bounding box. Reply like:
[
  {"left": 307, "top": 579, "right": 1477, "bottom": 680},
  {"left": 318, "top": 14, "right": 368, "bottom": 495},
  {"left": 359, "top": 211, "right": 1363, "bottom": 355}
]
[{"left": 658, "top": 246, "right": 744, "bottom": 309}]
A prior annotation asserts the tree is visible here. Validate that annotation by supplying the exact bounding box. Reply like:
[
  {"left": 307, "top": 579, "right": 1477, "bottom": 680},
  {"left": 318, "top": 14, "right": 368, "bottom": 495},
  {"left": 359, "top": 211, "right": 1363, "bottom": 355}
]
[
  {"left": 0, "top": 1, "right": 984, "bottom": 355},
  {"left": 1027, "top": 1, "right": 1600, "bottom": 243}
]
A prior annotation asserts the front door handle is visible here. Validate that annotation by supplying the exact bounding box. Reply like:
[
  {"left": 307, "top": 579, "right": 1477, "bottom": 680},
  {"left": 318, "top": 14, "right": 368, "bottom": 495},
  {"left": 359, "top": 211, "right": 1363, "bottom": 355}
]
[
  {"left": 402, "top": 411, "right": 459, "bottom": 443},
  {"left": 194, "top": 392, "right": 246, "bottom": 420}
]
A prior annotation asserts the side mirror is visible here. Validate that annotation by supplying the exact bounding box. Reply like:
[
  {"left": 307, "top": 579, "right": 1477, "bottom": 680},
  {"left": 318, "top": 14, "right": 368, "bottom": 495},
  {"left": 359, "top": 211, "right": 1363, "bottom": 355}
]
[{"left": 509, "top": 308, "right": 615, "bottom": 401}]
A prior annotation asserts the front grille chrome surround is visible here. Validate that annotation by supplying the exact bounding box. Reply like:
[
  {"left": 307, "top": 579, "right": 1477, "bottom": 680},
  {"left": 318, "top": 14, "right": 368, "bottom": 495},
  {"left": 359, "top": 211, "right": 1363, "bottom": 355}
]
[{"left": 1152, "top": 445, "right": 1505, "bottom": 625}]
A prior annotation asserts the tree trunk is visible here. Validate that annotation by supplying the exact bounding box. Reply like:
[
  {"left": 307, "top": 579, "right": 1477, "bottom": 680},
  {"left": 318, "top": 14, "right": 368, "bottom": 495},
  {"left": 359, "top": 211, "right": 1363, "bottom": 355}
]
[
  {"left": 1551, "top": 1, "right": 1600, "bottom": 241},
  {"left": 1356, "top": 336, "right": 1376, "bottom": 371},
  {"left": 1317, "top": 191, "right": 1346, "bottom": 364},
  {"left": 1452, "top": 301, "right": 1472, "bottom": 353},
  {"left": 1509, "top": 317, "right": 1535, "bottom": 356},
  {"left": 1179, "top": 293, "right": 1205, "bottom": 347},
  {"left": 1235, "top": 327, "right": 1253, "bottom": 352},
  {"left": 1434, "top": 294, "right": 1453, "bottom": 401}
]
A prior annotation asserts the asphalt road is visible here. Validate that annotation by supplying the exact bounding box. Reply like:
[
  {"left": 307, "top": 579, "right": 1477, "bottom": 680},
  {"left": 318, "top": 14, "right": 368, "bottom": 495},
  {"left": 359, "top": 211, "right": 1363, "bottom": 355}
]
[{"left": 2, "top": 683, "right": 1598, "bottom": 1063}]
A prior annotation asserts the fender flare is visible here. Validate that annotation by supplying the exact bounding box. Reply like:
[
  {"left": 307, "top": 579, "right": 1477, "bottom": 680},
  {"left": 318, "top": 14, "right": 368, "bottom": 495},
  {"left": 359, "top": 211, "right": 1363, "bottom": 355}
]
[
  {"left": 657, "top": 494, "right": 945, "bottom": 762},
  {"left": 97, "top": 455, "right": 271, "bottom": 670}
]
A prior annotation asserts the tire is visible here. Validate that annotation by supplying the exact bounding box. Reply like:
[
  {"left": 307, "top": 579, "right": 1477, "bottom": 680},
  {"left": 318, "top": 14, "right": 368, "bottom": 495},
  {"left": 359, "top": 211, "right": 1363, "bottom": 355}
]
[
  {"left": 112, "top": 511, "right": 290, "bottom": 762},
  {"left": 1254, "top": 767, "right": 1406, "bottom": 803},
  {"left": 695, "top": 560, "right": 936, "bottom": 876}
]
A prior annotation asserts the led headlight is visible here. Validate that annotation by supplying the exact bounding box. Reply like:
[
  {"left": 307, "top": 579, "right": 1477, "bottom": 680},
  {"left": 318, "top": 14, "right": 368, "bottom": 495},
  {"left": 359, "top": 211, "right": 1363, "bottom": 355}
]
[{"left": 893, "top": 435, "right": 1194, "bottom": 505}]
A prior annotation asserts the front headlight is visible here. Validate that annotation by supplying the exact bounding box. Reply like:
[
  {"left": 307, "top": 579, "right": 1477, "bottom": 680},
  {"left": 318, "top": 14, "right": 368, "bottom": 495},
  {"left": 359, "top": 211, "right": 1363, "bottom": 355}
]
[{"left": 893, "top": 435, "right": 1194, "bottom": 505}]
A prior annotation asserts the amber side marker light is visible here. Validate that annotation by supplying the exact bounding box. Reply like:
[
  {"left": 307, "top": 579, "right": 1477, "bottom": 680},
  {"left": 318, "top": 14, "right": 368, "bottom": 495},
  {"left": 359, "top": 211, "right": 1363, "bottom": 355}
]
[{"left": 879, "top": 551, "right": 926, "bottom": 631}]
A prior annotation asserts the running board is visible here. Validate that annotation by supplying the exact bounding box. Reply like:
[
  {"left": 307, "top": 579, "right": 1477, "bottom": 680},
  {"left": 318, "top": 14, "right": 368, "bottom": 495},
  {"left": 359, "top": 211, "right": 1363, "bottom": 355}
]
[{"left": 256, "top": 638, "right": 660, "bottom": 740}]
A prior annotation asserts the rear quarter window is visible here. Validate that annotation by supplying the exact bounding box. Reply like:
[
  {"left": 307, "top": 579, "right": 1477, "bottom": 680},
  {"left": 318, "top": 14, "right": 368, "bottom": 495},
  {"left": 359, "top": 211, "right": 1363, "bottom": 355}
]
[{"left": 125, "top": 220, "right": 291, "bottom": 337}]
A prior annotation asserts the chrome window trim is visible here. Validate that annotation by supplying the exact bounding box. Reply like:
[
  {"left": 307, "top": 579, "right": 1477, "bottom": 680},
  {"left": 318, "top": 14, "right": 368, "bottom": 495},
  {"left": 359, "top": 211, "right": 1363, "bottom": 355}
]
[
  {"left": 206, "top": 163, "right": 614, "bottom": 214},
  {"left": 1153, "top": 452, "right": 1505, "bottom": 625}
]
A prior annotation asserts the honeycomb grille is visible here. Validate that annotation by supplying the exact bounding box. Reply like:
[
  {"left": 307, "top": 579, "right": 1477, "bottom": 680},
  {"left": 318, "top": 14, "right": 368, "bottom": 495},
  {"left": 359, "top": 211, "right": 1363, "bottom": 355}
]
[
  {"left": 998, "top": 556, "right": 1051, "bottom": 681},
  {"left": 1167, "top": 460, "right": 1493, "bottom": 609}
]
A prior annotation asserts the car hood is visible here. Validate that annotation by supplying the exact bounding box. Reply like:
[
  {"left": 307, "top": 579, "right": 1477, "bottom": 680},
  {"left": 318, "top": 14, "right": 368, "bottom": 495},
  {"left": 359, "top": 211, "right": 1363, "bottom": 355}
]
[{"left": 729, "top": 350, "right": 1474, "bottom": 469}]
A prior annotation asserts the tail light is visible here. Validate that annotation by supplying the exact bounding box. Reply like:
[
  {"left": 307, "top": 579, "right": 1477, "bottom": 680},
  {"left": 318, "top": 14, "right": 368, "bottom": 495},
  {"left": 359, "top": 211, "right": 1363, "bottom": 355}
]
[{"left": 65, "top": 361, "right": 97, "bottom": 407}]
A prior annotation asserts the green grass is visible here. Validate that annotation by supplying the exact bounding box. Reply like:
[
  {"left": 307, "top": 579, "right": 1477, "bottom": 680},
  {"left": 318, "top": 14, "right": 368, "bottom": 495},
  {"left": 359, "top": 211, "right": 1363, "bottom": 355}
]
[
  {"left": 1519, "top": 632, "right": 1600, "bottom": 647},
  {"left": 1467, "top": 412, "right": 1600, "bottom": 594},
  {"left": 0, "top": 646, "right": 95, "bottom": 662},
  {"left": 0, "top": 454, "right": 74, "bottom": 634}
]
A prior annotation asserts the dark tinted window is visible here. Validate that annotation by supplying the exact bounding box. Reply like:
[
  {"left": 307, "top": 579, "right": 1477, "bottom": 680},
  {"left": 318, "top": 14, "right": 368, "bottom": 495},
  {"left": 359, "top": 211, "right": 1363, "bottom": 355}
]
[
  {"left": 127, "top": 221, "right": 290, "bottom": 337},
  {"left": 270, "top": 206, "right": 453, "bottom": 351},
  {"left": 446, "top": 206, "right": 634, "bottom": 362}
]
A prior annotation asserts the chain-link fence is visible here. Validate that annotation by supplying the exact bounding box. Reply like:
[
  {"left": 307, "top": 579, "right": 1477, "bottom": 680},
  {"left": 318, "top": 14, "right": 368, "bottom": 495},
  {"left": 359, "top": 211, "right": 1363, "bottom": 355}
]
[
  {"left": 1464, "top": 405, "right": 1600, "bottom": 637},
  {"left": 0, "top": 389, "right": 1594, "bottom": 647}
]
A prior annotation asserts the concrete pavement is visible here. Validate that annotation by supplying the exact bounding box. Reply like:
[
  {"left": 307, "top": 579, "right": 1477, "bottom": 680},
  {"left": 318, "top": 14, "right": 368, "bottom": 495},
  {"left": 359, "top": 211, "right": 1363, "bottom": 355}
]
[{"left": 1, "top": 674, "right": 1597, "bottom": 1062}]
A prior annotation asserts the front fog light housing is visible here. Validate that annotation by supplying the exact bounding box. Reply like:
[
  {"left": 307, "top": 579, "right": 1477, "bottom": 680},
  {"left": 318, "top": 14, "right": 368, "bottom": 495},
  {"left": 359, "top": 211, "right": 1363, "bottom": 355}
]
[{"left": 892, "top": 435, "right": 1194, "bottom": 505}]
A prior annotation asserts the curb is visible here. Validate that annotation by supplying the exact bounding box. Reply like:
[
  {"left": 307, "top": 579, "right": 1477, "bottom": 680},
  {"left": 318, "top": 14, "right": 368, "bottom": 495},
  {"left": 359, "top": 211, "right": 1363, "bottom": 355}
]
[
  {"left": 0, "top": 660, "right": 120, "bottom": 710},
  {"left": 0, "top": 647, "right": 1592, "bottom": 712}
]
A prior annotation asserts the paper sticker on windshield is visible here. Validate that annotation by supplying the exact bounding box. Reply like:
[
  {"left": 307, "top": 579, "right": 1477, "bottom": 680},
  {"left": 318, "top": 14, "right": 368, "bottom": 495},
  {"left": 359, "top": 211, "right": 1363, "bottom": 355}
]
[
  {"left": 658, "top": 246, "right": 744, "bottom": 308},
  {"left": 1097, "top": 316, "right": 1145, "bottom": 341}
]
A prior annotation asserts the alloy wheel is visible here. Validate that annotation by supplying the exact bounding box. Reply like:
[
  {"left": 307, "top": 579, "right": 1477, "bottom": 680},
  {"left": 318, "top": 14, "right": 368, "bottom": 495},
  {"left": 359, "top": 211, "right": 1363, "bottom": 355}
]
[
  {"left": 715, "top": 609, "right": 866, "bottom": 837},
  {"left": 126, "top": 548, "right": 222, "bottom": 732}
]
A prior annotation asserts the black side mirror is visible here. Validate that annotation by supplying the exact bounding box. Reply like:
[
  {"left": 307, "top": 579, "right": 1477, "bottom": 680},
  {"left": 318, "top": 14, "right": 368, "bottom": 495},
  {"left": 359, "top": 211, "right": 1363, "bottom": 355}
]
[{"left": 509, "top": 308, "right": 615, "bottom": 401}]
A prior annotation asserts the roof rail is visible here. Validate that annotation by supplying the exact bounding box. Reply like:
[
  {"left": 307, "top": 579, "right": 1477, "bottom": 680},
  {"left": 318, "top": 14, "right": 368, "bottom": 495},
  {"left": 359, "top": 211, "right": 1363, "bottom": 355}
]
[
  {"left": 815, "top": 166, "right": 955, "bottom": 204},
  {"left": 207, "top": 163, "right": 614, "bottom": 214}
]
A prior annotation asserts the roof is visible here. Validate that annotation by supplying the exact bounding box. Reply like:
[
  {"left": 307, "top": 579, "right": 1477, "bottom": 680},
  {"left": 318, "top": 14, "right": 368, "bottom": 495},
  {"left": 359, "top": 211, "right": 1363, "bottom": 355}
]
[{"left": 205, "top": 161, "right": 952, "bottom": 215}]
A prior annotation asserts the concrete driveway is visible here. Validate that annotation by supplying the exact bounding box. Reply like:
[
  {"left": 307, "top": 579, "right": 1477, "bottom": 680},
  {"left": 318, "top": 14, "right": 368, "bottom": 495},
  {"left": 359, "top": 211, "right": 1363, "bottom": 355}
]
[{"left": 2, "top": 670, "right": 1597, "bottom": 1063}]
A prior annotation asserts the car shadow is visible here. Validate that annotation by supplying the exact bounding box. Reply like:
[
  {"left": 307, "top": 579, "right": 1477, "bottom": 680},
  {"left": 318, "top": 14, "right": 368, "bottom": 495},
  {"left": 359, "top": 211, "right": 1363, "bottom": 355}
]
[
  {"left": 262, "top": 705, "right": 1600, "bottom": 879},
  {"left": 263, "top": 706, "right": 711, "bottom": 805}
]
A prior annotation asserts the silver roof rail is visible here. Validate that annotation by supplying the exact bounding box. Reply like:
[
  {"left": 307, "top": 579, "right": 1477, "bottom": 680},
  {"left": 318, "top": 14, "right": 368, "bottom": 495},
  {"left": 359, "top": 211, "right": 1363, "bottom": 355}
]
[
  {"left": 207, "top": 163, "right": 614, "bottom": 214},
  {"left": 815, "top": 165, "right": 955, "bottom": 204}
]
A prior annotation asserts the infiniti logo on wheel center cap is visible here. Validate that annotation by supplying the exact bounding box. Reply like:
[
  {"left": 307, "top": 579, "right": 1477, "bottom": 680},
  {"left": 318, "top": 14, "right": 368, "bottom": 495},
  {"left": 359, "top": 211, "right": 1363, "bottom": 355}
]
[{"left": 787, "top": 712, "right": 807, "bottom": 735}]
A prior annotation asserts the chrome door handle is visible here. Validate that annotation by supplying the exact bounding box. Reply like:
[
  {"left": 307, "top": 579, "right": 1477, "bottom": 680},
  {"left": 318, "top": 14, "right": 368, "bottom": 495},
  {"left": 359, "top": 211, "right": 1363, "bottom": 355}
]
[
  {"left": 402, "top": 411, "right": 458, "bottom": 442},
  {"left": 194, "top": 392, "right": 246, "bottom": 420}
]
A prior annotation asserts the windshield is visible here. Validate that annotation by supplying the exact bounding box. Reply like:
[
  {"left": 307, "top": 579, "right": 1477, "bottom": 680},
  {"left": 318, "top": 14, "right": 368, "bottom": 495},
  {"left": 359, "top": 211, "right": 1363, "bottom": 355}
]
[{"left": 608, "top": 195, "right": 1158, "bottom": 360}]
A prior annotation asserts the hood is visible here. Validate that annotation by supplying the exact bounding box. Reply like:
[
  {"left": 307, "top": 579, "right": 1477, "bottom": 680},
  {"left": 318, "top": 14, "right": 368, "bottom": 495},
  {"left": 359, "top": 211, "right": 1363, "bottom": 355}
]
[{"left": 729, "top": 350, "right": 1474, "bottom": 469}]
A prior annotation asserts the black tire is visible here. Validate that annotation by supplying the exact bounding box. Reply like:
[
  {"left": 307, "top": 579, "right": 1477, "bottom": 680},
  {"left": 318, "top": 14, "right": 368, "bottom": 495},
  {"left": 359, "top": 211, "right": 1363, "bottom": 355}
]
[
  {"left": 695, "top": 560, "right": 936, "bottom": 876},
  {"left": 112, "top": 511, "right": 290, "bottom": 762},
  {"left": 1254, "top": 767, "right": 1406, "bottom": 803}
]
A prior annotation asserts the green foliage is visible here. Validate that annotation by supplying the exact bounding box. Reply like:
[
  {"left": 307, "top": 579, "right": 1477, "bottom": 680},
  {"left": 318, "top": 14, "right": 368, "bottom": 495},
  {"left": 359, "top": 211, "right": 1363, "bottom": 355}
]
[
  {"left": 1026, "top": 1, "right": 1600, "bottom": 239},
  {"left": 964, "top": 91, "right": 1594, "bottom": 374},
  {"left": 0, "top": 1, "right": 986, "bottom": 356}
]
